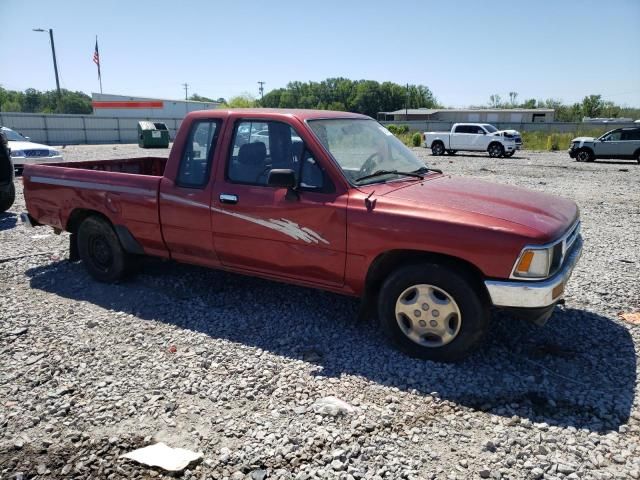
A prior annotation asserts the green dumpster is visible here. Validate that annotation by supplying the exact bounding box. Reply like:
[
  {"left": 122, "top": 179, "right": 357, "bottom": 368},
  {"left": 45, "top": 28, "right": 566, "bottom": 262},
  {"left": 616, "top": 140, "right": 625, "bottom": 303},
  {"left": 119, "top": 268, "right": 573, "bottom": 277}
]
[{"left": 138, "top": 121, "right": 170, "bottom": 148}]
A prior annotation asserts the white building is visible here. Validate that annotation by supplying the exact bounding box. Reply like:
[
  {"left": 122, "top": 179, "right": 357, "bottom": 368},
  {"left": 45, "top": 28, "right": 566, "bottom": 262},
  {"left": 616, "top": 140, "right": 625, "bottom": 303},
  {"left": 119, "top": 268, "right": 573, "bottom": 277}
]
[{"left": 92, "top": 93, "right": 220, "bottom": 118}]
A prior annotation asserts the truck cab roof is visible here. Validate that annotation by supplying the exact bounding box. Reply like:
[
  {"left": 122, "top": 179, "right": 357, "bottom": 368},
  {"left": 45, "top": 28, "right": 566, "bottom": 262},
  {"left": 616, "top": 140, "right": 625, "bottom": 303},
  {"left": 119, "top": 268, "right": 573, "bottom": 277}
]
[{"left": 188, "top": 108, "right": 370, "bottom": 122}]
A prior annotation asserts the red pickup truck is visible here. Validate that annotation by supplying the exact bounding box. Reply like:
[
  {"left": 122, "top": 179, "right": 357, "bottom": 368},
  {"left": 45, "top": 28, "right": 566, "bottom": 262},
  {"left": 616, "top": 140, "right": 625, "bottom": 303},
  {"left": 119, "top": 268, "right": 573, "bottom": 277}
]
[{"left": 22, "top": 109, "right": 582, "bottom": 361}]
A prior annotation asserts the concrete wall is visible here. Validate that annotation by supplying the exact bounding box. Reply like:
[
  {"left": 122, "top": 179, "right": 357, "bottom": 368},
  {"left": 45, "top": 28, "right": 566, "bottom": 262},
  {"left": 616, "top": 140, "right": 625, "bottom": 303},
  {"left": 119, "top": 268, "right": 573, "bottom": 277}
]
[
  {"left": 0, "top": 112, "right": 183, "bottom": 145},
  {"left": 2, "top": 112, "right": 637, "bottom": 146}
]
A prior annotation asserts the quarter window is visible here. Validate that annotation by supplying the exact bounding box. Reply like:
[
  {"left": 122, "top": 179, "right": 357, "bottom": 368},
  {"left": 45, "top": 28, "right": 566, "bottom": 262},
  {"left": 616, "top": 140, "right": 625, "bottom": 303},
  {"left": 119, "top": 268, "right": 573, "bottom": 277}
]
[{"left": 176, "top": 121, "right": 219, "bottom": 187}]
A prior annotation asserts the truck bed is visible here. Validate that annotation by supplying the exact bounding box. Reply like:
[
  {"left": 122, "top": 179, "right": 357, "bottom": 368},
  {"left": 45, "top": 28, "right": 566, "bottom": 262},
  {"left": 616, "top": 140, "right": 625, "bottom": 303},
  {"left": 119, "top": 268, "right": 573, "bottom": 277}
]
[
  {"left": 45, "top": 157, "right": 167, "bottom": 176},
  {"left": 23, "top": 157, "right": 169, "bottom": 258}
]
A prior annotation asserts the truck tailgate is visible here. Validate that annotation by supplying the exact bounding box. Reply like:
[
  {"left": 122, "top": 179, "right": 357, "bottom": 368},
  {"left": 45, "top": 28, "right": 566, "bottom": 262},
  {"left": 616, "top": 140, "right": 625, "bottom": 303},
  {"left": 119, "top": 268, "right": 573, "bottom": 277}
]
[{"left": 23, "top": 163, "right": 168, "bottom": 257}]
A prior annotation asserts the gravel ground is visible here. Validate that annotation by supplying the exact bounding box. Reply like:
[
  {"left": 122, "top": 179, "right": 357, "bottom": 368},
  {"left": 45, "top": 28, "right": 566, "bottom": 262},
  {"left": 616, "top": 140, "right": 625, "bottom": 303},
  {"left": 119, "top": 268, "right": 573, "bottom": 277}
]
[{"left": 1, "top": 145, "right": 639, "bottom": 480}]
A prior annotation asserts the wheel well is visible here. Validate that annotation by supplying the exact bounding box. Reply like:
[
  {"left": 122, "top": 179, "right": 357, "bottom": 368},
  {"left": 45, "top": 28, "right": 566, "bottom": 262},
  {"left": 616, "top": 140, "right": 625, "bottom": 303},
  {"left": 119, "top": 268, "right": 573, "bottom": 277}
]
[
  {"left": 578, "top": 146, "right": 594, "bottom": 154},
  {"left": 66, "top": 209, "right": 112, "bottom": 233},
  {"left": 488, "top": 141, "right": 503, "bottom": 149},
  {"left": 364, "top": 250, "right": 490, "bottom": 305},
  {"left": 633, "top": 148, "right": 640, "bottom": 159},
  {"left": 432, "top": 140, "right": 444, "bottom": 146}
]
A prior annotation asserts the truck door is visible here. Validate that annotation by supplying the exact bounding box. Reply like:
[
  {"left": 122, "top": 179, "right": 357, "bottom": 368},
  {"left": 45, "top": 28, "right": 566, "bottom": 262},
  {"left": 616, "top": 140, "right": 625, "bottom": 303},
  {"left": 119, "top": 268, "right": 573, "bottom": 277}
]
[
  {"left": 210, "top": 119, "right": 347, "bottom": 286},
  {"left": 158, "top": 119, "right": 221, "bottom": 267},
  {"left": 450, "top": 125, "right": 469, "bottom": 149},
  {"left": 468, "top": 125, "right": 488, "bottom": 150}
]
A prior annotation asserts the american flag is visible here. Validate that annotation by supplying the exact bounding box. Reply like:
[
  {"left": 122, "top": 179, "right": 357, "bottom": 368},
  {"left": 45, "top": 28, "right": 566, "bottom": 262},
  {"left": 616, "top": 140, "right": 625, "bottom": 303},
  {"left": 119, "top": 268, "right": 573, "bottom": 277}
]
[{"left": 93, "top": 39, "right": 100, "bottom": 72}]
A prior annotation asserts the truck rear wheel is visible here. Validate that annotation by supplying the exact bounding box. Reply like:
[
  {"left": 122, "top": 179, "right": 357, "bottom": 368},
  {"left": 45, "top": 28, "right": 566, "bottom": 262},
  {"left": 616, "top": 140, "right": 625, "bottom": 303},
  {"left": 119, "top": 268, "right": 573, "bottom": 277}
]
[
  {"left": 0, "top": 183, "right": 15, "bottom": 212},
  {"left": 431, "top": 142, "right": 445, "bottom": 156},
  {"left": 78, "top": 216, "right": 131, "bottom": 283},
  {"left": 488, "top": 143, "right": 504, "bottom": 158},
  {"left": 378, "top": 263, "right": 489, "bottom": 362}
]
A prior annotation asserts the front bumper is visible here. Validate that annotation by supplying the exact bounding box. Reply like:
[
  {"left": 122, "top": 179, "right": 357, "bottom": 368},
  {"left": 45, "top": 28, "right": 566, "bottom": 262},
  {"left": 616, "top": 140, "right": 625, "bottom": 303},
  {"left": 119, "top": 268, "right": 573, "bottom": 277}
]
[
  {"left": 568, "top": 148, "right": 577, "bottom": 158},
  {"left": 484, "top": 235, "right": 583, "bottom": 309},
  {"left": 11, "top": 155, "right": 63, "bottom": 167}
]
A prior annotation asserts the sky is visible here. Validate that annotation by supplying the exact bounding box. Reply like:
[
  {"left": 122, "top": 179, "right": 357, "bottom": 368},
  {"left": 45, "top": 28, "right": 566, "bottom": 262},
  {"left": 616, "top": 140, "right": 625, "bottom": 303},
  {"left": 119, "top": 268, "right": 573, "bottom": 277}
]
[{"left": 1, "top": 0, "right": 639, "bottom": 107}]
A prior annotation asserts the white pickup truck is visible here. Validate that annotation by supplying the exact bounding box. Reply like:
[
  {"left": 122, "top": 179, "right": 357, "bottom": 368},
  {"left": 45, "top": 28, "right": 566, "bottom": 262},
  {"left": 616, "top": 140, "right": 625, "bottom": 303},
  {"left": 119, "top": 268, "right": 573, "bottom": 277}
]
[{"left": 423, "top": 123, "right": 522, "bottom": 158}]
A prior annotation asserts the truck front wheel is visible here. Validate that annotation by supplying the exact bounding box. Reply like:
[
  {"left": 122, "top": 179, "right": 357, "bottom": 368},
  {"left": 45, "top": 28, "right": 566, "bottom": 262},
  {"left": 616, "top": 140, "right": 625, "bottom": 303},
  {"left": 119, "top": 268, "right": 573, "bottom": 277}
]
[
  {"left": 0, "top": 183, "right": 15, "bottom": 212},
  {"left": 488, "top": 143, "right": 504, "bottom": 158},
  {"left": 431, "top": 142, "right": 445, "bottom": 156},
  {"left": 378, "top": 263, "right": 489, "bottom": 362},
  {"left": 78, "top": 216, "right": 131, "bottom": 282}
]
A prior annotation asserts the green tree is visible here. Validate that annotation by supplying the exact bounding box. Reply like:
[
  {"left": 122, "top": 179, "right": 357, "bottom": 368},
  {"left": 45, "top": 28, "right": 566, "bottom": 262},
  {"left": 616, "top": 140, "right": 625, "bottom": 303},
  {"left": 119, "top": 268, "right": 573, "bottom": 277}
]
[
  {"left": 189, "top": 93, "right": 215, "bottom": 102},
  {"left": 223, "top": 94, "right": 257, "bottom": 108},
  {"left": 581, "top": 95, "right": 604, "bottom": 118}
]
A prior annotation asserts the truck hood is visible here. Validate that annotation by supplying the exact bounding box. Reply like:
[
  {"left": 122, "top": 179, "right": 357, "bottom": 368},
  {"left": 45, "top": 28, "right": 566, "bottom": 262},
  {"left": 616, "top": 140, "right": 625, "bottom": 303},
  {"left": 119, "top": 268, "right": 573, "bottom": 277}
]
[
  {"left": 8, "top": 140, "right": 60, "bottom": 153},
  {"left": 382, "top": 176, "right": 578, "bottom": 241},
  {"left": 496, "top": 129, "right": 520, "bottom": 136}
]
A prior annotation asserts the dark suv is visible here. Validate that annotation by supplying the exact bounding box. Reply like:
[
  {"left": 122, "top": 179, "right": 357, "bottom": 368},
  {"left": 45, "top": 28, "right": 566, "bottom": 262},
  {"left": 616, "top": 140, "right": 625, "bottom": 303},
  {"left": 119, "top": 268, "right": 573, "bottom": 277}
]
[{"left": 0, "top": 131, "right": 15, "bottom": 212}]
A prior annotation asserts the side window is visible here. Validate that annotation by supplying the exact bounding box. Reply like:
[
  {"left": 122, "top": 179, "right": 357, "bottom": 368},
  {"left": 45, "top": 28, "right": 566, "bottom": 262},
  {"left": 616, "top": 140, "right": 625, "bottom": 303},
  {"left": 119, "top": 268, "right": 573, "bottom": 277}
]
[
  {"left": 609, "top": 130, "right": 623, "bottom": 141},
  {"left": 622, "top": 129, "right": 640, "bottom": 140},
  {"left": 228, "top": 121, "right": 304, "bottom": 186},
  {"left": 300, "top": 151, "right": 332, "bottom": 191},
  {"left": 454, "top": 125, "right": 467, "bottom": 133},
  {"left": 176, "top": 121, "right": 219, "bottom": 187}
]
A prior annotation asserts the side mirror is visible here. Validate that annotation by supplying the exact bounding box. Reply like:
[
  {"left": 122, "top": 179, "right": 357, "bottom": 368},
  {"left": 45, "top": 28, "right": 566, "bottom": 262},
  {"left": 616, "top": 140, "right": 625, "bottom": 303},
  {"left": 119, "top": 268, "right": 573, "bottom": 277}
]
[
  {"left": 267, "top": 169, "right": 296, "bottom": 188},
  {"left": 24, "top": 136, "right": 31, "bottom": 141}
]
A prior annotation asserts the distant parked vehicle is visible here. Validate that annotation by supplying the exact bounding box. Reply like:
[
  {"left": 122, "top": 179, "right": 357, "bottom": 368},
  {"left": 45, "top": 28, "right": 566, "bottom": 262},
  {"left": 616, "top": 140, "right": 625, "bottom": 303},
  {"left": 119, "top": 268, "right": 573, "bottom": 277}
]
[
  {"left": 0, "top": 131, "right": 15, "bottom": 212},
  {"left": 423, "top": 123, "right": 522, "bottom": 158},
  {"left": 569, "top": 127, "right": 640, "bottom": 163},
  {"left": 0, "top": 127, "right": 63, "bottom": 172}
]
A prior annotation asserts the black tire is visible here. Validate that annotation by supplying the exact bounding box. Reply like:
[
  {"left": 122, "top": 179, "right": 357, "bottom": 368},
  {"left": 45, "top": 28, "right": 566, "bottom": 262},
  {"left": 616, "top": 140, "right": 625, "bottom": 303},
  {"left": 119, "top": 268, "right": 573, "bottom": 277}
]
[
  {"left": 77, "top": 216, "right": 131, "bottom": 282},
  {"left": 635, "top": 150, "right": 640, "bottom": 164},
  {"left": 446, "top": 150, "right": 457, "bottom": 155},
  {"left": 431, "top": 142, "right": 445, "bottom": 156},
  {"left": 378, "top": 263, "right": 489, "bottom": 362},
  {"left": 504, "top": 151, "right": 515, "bottom": 158},
  {"left": 575, "top": 148, "right": 594, "bottom": 163},
  {"left": 487, "top": 143, "right": 504, "bottom": 158},
  {"left": 0, "top": 183, "right": 15, "bottom": 212}
]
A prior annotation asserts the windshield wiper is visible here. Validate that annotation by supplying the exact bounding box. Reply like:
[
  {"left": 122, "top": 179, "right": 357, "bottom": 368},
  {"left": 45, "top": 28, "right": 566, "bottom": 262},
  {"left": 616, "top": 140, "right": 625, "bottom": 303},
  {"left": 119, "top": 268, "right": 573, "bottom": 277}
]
[
  {"left": 355, "top": 166, "right": 443, "bottom": 183},
  {"left": 355, "top": 169, "right": 425, "bottom": 183}
]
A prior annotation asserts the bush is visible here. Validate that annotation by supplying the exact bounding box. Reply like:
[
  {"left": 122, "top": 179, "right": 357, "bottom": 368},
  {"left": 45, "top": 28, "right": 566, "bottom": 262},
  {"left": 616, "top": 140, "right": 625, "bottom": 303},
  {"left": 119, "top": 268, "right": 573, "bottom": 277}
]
[
  {"left": 411, "top": 132, "right": 422, "bottom": 147},
  {"left": 386, "top": 124, "right": 409, "bottom": 135}
]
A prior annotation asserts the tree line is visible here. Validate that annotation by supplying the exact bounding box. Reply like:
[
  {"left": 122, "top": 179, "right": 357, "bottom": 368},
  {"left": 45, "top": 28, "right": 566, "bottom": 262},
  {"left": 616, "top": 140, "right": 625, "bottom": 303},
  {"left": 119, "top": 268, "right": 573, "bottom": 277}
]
[
  {"left": 483, "top": 92, "right": 640, "bottom": 122},
  {"left": 0, "top": 87, "right": 93, "bottom": 114},
  {"left": 2, "top": 83, "right": 638, "bottom": 122}
]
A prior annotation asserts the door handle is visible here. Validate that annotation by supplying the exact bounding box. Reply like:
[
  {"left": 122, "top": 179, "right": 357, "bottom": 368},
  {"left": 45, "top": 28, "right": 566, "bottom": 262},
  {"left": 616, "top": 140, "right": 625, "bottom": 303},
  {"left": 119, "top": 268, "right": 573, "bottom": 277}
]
[{"left": 219, "top": 193, "right": 238, "bottom": 205}]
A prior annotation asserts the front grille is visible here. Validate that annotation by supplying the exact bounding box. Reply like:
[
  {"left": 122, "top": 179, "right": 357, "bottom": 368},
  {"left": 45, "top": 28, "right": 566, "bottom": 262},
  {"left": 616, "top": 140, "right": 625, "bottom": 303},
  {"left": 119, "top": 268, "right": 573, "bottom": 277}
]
[
  {"left": 25, "top": 149, "right": 50, "bottom": 158},
  {"left": 549, "top": 221, "right": 581, "bottom": 276}
]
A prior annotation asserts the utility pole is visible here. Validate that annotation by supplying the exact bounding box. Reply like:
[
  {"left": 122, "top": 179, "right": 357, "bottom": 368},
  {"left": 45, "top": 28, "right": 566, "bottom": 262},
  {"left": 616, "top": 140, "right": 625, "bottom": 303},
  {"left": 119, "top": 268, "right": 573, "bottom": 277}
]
[
  {"left": 33, "top": 28, "right": 61, "bottom": 99},
  {"left": 405, "top": 83, "right": 411, "bottom": 120},
  {"left": 181, "top": 83, "right": 189, "bottom": 101},
  {"left": 258, "top": 81, "right": 265, "bottom": 101}
]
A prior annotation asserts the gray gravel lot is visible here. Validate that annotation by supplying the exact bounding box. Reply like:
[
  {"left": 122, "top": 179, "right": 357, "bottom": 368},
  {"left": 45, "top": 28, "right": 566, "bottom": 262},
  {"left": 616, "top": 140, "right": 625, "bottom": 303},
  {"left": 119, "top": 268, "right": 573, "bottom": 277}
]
[{"left": 1, "top": 145, "right": 639, "bottom": 479}]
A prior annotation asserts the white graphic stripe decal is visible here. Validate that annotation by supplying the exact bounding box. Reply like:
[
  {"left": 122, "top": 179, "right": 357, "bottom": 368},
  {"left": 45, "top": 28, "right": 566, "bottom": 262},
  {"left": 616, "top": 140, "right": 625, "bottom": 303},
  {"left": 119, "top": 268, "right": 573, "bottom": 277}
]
[
  {"left": 210, "top": 206, "right": 329, "bottom": 245},
  {"left": 30, "top": 176, "right": 156, "bottom": 196},
  {"left": 159, "top": 193, "right": 209, "bottom": 209}
]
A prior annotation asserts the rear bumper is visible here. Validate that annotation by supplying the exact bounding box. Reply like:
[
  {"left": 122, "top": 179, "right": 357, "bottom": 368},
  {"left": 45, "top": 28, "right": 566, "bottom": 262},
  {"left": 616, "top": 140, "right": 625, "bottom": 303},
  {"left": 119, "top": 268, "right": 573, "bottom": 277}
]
[{"left": 484, "top": 236, "right": 583, "bottom": 309}]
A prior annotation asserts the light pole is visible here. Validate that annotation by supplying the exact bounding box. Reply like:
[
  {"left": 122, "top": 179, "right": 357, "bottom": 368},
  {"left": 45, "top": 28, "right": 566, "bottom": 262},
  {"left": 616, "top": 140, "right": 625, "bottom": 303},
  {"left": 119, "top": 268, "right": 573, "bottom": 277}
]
[{"left": 33, "top": 28, "right": 61, "bottom": 98}]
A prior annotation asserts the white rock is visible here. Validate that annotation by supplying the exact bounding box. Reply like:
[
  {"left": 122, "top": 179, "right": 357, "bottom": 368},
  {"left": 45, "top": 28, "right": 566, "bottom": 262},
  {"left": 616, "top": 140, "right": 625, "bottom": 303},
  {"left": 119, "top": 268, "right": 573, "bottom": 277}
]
[
  {"left": 311, "top": 396, "right": 356, "bottom": 416},
  {"left": 121, "top": 442, "right": 203, "bottom": 472}
]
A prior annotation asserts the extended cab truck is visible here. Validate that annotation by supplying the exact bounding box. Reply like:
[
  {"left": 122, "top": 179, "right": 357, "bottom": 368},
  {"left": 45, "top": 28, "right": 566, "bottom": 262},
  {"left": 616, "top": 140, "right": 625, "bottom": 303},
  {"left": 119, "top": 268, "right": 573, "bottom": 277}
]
[
  {"left": 569, "top": 127, "right": 640, "bottom": 163},
  {"left": 424, "top": 123, "right": 522, "bottom": 158},
  {"left": 22, "top": 109, "right": 582, "bottom": 362}
]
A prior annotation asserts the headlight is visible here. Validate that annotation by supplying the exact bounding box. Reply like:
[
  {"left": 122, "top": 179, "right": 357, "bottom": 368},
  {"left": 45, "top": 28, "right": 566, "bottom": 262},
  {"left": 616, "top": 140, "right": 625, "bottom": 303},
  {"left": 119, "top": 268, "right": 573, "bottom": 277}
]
[
  {"left": 513, "top": 247, "right": 552, "bottom": 278},
  {"left": 10, "top": 150, "right": 26, "bottom": 158},
  {"left": 49, "top": 150, "right": 60, "bottom": 157}
]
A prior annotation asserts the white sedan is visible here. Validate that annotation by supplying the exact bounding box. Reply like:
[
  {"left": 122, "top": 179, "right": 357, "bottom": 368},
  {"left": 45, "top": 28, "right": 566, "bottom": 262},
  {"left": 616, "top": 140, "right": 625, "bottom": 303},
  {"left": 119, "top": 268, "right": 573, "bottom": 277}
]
[{"left": 1, "top": 127, "right": 63, "bottom": 170}]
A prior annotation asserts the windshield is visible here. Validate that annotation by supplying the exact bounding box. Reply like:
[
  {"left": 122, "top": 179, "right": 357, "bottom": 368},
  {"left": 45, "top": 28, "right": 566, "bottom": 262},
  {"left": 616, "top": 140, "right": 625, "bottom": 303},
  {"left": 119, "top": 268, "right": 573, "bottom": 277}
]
[
  {"left": 307, "top": 119, "right": 428, "bottom": 185},
  {"left": 1, "top": 128, "right": 26, "bottom": 142},
  {"left": 483, "top": 124, "right": 498, "bottom": 133}
]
